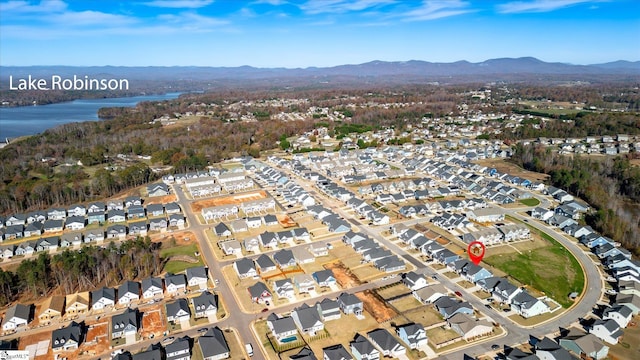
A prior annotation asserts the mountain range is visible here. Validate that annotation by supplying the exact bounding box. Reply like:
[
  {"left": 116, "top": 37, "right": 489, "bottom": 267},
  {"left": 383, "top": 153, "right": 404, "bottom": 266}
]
[{"left": 1, "top": 57, "right": 639, "bottom": 84}]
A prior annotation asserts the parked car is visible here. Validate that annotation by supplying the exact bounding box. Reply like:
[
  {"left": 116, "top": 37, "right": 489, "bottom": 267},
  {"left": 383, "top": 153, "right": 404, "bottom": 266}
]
[
  {"left": 491, "top": 344, "right": 500, "bottom": 350},
  {"left": 162, "top": 337, "right": 175, "bottom": 344},
  {"left": 261, "top": 308, "right": 269, "bottom": 313},
  {"left": 454, "top": 291, "right": 463, "bottom": 297}
]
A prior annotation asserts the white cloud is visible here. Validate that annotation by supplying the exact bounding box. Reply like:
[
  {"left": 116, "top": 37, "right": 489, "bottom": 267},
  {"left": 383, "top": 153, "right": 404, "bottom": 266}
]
[
  {"left": 402, "top": 0, "right": 473, "bottom": 21},
  {"left": 299, "top": 0, "right": 396, "bottom": 15},
  {"left": 143, "top": 0, "right": 215, "bottom": 9},
  {"left": 0, "top": 0, "right": 67, "bottom": 13},
  {"left": 497, "top": 0, "right": 605, "bottom": 14}
]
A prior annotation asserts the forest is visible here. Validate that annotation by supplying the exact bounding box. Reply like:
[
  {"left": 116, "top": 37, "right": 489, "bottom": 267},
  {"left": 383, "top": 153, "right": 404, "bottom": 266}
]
[
  {"left": 0, "top": 237, "right": 162, "bottom": 306},
  {"left": 511, "top": 143, "right": 640, "bottom": 255}
]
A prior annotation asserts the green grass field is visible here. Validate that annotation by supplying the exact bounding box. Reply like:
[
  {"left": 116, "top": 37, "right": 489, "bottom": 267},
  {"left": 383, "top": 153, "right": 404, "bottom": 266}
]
[
  {"left": 518, "top": 198, "right": 540, "bottom": 206},
  {"left": 484, "top": 237, "right": 584, "bottom": 308},
  {"left": 160, "top": 243, "right": 203, "bottom": 274}
]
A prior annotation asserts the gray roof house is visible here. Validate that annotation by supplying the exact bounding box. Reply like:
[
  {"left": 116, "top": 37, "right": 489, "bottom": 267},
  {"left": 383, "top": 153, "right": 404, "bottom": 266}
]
[
  {"left": 267, "top": 314, "right": 298, "bottom": 343},
  {"left": 117, "top": 281, "right": 140, "bottom": 305},
  {"left": 337, "top": 293, "right": 363, "bottom": 316},
  {"left": 290, "top": 346, "right": 317, "bottom": 360},
  {"left": 273, "top": 249, "right": 297, "bottom": 268},
  {"left": 51, "top": 321, "right": 82, "bottom": 352},
  {"left": 111, "top": 308, "right": 139, "bottom": 339},
  {"left": 2, "top": 303, "right": 32, "bottom": 331},
  {"left": 350, "top": 333, "right": 379, "bottom": 360},
  {"left": 256, "top": 254, "right": 277, "bottom": 273},
  {"left": 292, "top": 303, "right": 324, "bottom": 336},
  {"left": 234, "top": 258, "right": 257, "bottom": 279},
  {"left": 186, "top": 266, "right": 208, "bottom": 287},
  {"left": 323, "top": 344, "right": 352, "bottom": 360},
  {"left": 192, "top": 291, "right": 217, "bottom": 319},
  {"left": 316, "top": 298, "right": 341, "bottom": 321},
  {"left": 166, "top": 298, "right": 191, "bottom": 323},
  {"left": 165, "top": 274, "right": 187, "bottom": 294},
  {"left": 367, "top": 328, "right": 406, "bottom": 358},
  {"left": 141, "top": 277, "right": 164, "bottom": 299},
  {"left": 165, "top": 336, "right": 192, "bottom": 360},
  {"left": 91, "top": 287, "right": 116, "bottom": 311},
  {"left": 396, "top": 323, "right": 428, "bottom": 349},
  {"left": 248, "top": 282, "right": 272, "bottom": 304},
  {"left": 198, "top": 327, "right": 230, "bottom": 360}
]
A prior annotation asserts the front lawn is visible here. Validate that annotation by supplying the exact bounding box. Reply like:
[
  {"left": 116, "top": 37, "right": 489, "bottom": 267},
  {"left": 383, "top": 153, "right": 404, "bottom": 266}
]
[{"left": 518, "top": 198, "right": 540, "bottom": 206}]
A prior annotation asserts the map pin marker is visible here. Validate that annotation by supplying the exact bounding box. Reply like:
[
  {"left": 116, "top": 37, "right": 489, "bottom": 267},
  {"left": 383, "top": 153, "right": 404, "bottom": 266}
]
[{"left": 468, "top": 241, "right": 486, "bottom": 265}]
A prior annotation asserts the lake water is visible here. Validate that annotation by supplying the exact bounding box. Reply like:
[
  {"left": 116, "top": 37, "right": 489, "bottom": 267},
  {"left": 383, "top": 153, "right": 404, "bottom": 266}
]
[{"left": 0, "top": 92, "right": 182, "bottom": 140}]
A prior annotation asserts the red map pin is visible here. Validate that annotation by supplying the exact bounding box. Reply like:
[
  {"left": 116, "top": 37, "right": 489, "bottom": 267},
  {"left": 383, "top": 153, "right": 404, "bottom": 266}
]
[{"left": 468, "top": 241, "right": 486, "bottom": 265}]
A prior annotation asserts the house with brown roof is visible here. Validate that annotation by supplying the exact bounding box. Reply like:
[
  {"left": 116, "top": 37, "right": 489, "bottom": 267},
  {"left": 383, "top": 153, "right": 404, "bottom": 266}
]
[
  {"left": 39, "top": 295, "right": 65, "bottom": 322},
  {"left": 65, "top": 292, "right": 90, "bottom": 316}
]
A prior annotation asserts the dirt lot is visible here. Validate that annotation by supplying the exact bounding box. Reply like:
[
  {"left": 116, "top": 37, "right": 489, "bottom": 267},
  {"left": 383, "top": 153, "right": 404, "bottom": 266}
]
[
  {"left": 83, "top": 320, "right": 110, "bottom": 357},
  {"left": 191, "top": 190, "right": 268, "bottom": 212},
  {"left": 324, "top": 261, "right": 362, "bottom": 288},
  {"left": 276, "top": 213, "right": 297, "bottom": 228},
  {"left": 376, "top": 283, "right": 411, "bottom": 300},
  {"left": 145, "top": 194, "right": 178, "bottom": 205},
  {"left": 476, "top": 159, "right": 548, "bottom": 182},
  {"left": 356, "top": 290, "right": 398, "bottom": 323},
  {"left": 154, "top": 231, "right": 196, "bottom": 246},
  {"left": 18, "top": 329, "right": 52, "bottom": 359},
  {"left": 140, "top": 305, "right": 167, "bottom": 338}
]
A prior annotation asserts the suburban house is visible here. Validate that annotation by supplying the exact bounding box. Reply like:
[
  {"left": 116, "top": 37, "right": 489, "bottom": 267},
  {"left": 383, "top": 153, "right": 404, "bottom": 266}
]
[
  {"left": 166, "top": 298, "right": 191, "bottom": 323},
  {"left": 219, "top": 240, "right": 242, "bottom": 256},
  {"left": 91, "top": 287, "right": 116, "bottom": 312},
  {"left": 142, "top": 277, "right": 164, "bottom": 299},
  {"left": 337, "top": 293, "right": 363, "bottom": 316},
  {"left": 111, "top": 308, "right": 140, "bottom": 339},
  {"left": 234, "top": 258, "right": 258, "bottom": 279},
  {"left": 39, "top": 295, "right": 65, "bottom": 322},
  {"left": 267, "top": 314, "right": 298, "bottom": 343},
  {"left": 2, "top": 303, "right": 32, "bottom": 331},
  {"left": 65, "top": 216, "right": 86, "bottom": 231},
  {"left": 147, "top": 183, "right": 170, "bottom": 197},
  {"left": 603, "top": 304, "right": 634, "bottom": 328},
  {"left": 117, "top": 281, "right": 141, "bottom": 305},
  {"left": 192, "top": 291, "right": 218, "bottom": 319},
  {"left": 65, "top": 292, "right": 90, "bottom": 316},
  {"left": 165, "top": 337, "right": 192, "bottom": 360},
  {"left": 350, "top": 333, "right": 380, "bottom": 360},
  {"left": 292, "top": 303, "right": 324, "bottom": 336},
  {"left": 273, "top": 279, "right": 295, "bottom": 300},
  {"left": 51, "top": 321, "right": 82, "bottom": 352},
  {"left": 511, "top": 291, "right": 550, "bottom": 318},
  {"left": 535, "top": 337, "right": 573, "bottom": 360},
  {"left": 165, "top": 274, "right": 188, "bottom": 295},
  {"left": 313, "top": 269, "right": 337, "bottom": 288},
  {"left": 401, "top": 271, "right": 428, "bottom": 291},
  {"left": 413, "top": 284, "right": 448, "bottom": 304},
  {"left": 323, "top": 344, "right": 352, "bottom": 360},
  {"left": 367, "top": 328, "right": 406, "bottom": 358},
  {"left": 273, "top": 249, "right": 297, "bottom": 268},
  {"left": 396, "top": 323, "right": 428, "bottom": 349},
  {"left": 256, "top": 254, "right": 277, "bottom": 273},
  {"left": 447, "top": 313, "right": 493, "bottom": 341},
  {"left": 293, "top": 274, "right": 316, "bottom": 294},
  {"left": 434, "top": 296, "right": 473, "bottom": 319},
  {"left": 589, "top": 319, "right": 623, "bottom": 345},
  {"left": 316, "top": 298, "right": 341, "bottom": 321},
  {"left": 248, "top": 282, "right": 272, "bottom": 304},
  {"left": 197, "top": 326, "right": 230, "bottom": 360},
  {"left": 186, "top": 266, "right": 209, "bottom": 288},
  {"left": 558, "top": 328, "right": 609, "bottom": 360}
]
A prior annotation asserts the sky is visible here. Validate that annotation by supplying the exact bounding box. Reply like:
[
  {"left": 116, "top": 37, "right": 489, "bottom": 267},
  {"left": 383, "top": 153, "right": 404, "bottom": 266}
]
[{"left": 0, "top": 0, "right": 638, "bottom": 67}]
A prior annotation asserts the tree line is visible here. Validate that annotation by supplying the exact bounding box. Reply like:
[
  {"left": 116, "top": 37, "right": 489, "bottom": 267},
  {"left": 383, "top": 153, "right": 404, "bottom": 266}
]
[
  {"left": 0, "top": 237, "right": 162, "bottom": 306},
  {"left": 511, "top": 143, "right": 640, "bottom": 255}
]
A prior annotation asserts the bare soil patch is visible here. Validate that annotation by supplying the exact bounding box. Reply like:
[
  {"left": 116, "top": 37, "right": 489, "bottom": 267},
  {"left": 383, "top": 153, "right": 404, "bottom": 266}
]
[
  {"left": 324, "top": 261, "right": 362, "bottom": 288},
  {"left": 140, "top": 305, "right": 166, "bottom": 338},
  {"left": 356, "top": 289, "right": 398, "bottom": 323},
  {"left": 476, "top": 159, "right": 548, "bottom": 182},
  {"left": 146, "top": 194, "right": 177, "bottom": 205},
  {"left": 276, "top": 213, "right": 297, "bottom": 228},
  {"left": 83, "top": 320, "right": 110, "bottom": 357},
  {"left": 190, "top": 191, "right": 268, "bottom": 212}
]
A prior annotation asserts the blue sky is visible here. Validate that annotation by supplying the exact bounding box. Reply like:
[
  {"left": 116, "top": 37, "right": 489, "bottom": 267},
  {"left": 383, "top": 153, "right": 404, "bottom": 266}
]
[{"left": 0, "top": 0, "right": 638, "bottom": 67}]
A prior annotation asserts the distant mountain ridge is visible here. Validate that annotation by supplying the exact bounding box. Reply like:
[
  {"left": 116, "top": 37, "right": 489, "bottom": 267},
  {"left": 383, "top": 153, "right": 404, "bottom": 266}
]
[{"left": 1, "top": 57, "right": 639, "bottom": 83}]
